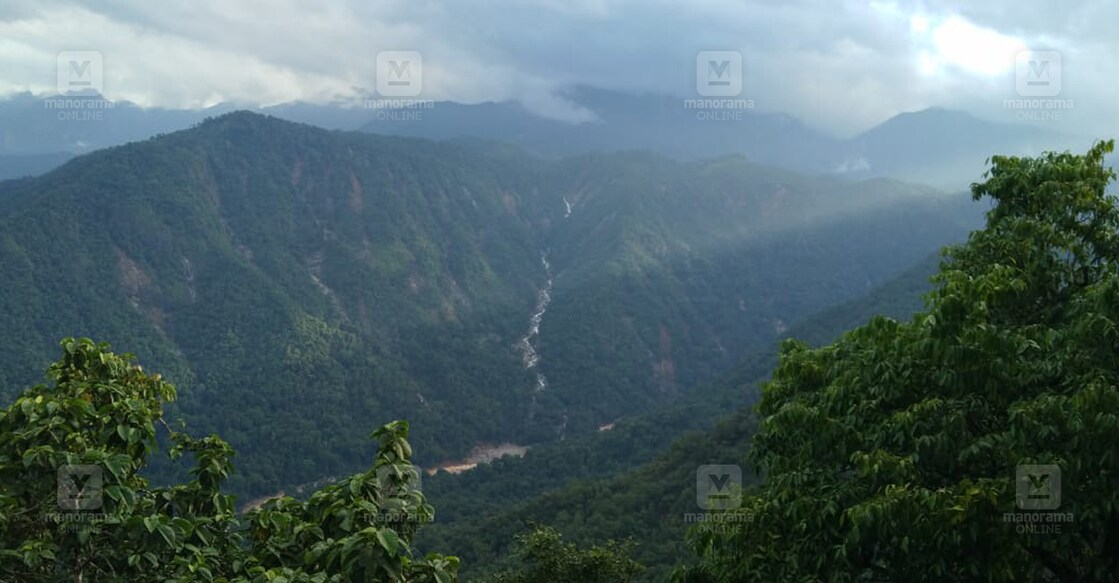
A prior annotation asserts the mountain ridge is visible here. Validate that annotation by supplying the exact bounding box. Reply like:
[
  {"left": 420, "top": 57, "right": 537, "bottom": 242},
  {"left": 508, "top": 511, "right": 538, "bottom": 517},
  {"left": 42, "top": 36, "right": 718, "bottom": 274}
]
[
  {"left": 1, "top": 90, "right": 1091, "bottom": 189},
  {"left": 0, "top": 110, "right": 980, "bottom": 496}
]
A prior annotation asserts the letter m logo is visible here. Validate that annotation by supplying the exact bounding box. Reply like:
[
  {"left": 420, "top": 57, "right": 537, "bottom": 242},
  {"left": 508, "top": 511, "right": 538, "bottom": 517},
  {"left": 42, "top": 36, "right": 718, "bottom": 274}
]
[{"left": 377, "top": 51, "right": 423, "bottom": 97}]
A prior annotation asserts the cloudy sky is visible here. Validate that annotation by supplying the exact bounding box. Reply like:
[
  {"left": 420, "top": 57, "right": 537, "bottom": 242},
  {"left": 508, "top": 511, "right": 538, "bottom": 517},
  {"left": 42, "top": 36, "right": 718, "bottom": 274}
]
[{"left": 0, "top": 0, "right": 1113, "bottom": 137}]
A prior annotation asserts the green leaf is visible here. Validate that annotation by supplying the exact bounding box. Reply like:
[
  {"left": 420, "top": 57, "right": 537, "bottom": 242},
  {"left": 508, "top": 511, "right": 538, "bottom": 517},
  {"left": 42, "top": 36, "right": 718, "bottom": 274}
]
[{"left": 375, "top": 528, "right": 401, "bottom": 556}]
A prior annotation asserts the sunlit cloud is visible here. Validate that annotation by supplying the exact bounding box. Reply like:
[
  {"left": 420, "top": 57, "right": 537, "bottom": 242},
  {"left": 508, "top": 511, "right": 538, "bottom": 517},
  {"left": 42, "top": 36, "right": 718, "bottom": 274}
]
[
  {"left": 0, "top": 0, "right": 1113, "bottom": 137},
  {"left": 929, "top": 15, "right": 1026, "bottom": 77}
]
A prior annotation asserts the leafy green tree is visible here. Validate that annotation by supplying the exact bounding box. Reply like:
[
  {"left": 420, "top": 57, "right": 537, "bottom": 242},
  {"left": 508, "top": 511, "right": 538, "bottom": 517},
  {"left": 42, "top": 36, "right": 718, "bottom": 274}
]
[
  {"left": 0, "top": 338, "right": 458, "bottom": 582},
  {"left": 678, "top": 141, "right": 1119, "bottom": 581},
  {"left": 488, "top": 525, "right": 643, "bottom": 583}
]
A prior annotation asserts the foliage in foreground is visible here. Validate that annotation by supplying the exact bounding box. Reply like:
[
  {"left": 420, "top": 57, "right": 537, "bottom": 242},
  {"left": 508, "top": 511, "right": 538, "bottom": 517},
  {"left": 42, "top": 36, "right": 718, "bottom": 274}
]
[
  {"left": 0, "top": 338, "right": 458, "bottom": 582},
  {"left": 486, "top": 525, "right": 644, "bottom": 583},
  {"left": 679, "top": 142, "right": 1119, "bottom": 581}
]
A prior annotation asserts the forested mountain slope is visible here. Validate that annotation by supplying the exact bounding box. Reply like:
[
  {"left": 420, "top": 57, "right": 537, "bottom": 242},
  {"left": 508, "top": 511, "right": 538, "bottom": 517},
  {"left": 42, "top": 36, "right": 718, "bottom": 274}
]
[
  {"left": 418, "top": 252, "right": 946, "bottom": 581},
  {"left": 0, "top": 112, "right": 980, "bottom": 495}
]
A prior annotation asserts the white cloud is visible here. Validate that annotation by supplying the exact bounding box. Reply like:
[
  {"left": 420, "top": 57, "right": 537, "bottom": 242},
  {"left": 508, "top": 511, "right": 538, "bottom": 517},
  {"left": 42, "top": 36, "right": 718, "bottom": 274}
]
[
  {"left": 0, "top": 0, "right": 1114, "bottom": 137},
  {"left": 927, "top": 15, "right": 1025, "bottom": 77}
]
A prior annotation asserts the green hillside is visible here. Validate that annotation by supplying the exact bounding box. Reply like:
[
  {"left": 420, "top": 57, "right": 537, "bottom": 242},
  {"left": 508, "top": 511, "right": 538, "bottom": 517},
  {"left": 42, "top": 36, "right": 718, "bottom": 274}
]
[
  {"left": 1, "top": 118, "right": 1113, "bottom": 583},
  {"left": 0, "top": 112, "right": 978, "bottom": 496},
  {"left": 0, "top": 113, "right": 550, "bottom": 494},
  {"left": 417, "top": 251, "right": 944, "bottom": 581}
]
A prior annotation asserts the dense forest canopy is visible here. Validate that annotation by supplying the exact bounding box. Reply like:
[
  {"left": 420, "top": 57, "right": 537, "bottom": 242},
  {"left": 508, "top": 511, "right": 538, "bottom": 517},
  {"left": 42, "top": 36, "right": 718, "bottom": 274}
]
[{"left": 678, "top": 140, "right": 1119, "bottom": 581}]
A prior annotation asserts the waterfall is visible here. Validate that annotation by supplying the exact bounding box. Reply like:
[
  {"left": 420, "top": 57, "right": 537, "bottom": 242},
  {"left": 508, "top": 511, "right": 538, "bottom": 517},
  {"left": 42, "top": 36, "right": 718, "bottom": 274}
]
[{"left": 518, "top": 252, "right": 553, "bottom": 393}]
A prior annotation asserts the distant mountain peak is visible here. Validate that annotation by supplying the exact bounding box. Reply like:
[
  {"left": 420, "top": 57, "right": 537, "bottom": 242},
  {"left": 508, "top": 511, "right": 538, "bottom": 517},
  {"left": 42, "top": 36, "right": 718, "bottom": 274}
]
[{"left": 869, "top": 107, "right": 987, "bottom": 132}]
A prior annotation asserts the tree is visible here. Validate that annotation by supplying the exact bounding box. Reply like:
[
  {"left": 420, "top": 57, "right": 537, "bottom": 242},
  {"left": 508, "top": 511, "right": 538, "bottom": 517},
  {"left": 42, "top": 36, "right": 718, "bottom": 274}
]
[
  {"left": 677, "top": 141, "right": 1119, "bottom": 581},
  {"left": 488, "top": 525, "right": 644, "bottom": 583},
  {"left": 0, "top": 337, "right": 458, "bottom": 582}
]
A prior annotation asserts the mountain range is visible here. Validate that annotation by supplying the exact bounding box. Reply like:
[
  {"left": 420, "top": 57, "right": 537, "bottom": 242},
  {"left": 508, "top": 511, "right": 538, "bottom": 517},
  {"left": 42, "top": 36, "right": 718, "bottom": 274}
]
[
  {"left": 0, "top": 89, "right": 1093, "bottom": 189},
  {"left": 0, "top": 111, "right": 981, "bottom": 495}
]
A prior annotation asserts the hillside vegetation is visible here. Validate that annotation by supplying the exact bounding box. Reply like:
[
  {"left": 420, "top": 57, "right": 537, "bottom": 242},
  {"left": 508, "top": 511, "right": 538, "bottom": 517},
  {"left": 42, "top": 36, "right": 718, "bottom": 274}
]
[
  {"left": 0, "top": 112, "right": 978, "bottom": 495},
  {"left": 0, "top": 132, "right": 1114, "bottom": 582}
]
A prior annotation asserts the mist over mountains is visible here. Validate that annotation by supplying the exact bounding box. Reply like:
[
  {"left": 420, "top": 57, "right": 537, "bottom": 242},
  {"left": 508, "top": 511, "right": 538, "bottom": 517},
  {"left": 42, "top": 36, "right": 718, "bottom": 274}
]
[{"left": 0, "top": 88, "right": 1090, "bottom": 189}]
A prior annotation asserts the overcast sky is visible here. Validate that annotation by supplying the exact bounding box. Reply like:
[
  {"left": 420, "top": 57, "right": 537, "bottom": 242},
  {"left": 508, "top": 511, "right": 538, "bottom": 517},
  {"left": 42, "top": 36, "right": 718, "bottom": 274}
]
[{"left": 0, "top": 0, "right": 1114, "bottom": 138}]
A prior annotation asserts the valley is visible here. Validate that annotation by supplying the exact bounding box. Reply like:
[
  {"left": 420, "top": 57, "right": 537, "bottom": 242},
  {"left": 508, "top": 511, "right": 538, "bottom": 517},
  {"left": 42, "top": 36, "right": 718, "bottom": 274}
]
[
  {"left": 0, "top": 107, "right": 1110, "bottom": 583},
  {"left": 0, "top": 112, "right": 981, "bottom": 498},
  {"left": 426, "top": 443, "right": 530, "bottom": 476},
  {"left": 416, "top": 252, "right": 946, "bottom": 580},
  {"left": 2, "top": 4, "right": 1116, "bottom": 581}
]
